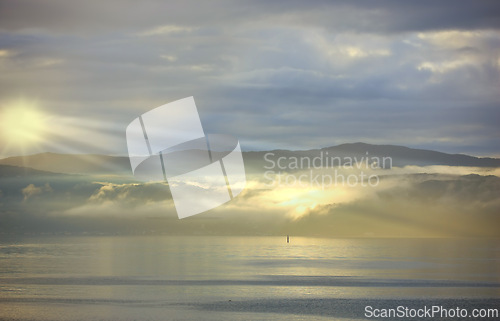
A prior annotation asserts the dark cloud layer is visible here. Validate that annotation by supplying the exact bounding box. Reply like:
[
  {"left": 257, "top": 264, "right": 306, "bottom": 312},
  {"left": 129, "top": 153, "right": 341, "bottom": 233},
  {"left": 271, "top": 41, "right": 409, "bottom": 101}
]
[{"left": 1, "top": 1, "right": 500, "bottom": 34}]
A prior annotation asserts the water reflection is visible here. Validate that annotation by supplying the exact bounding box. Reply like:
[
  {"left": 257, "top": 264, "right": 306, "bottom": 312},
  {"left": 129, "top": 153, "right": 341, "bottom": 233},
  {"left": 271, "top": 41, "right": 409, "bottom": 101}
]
[{"left": 0, "top": 236, "right": 498, "bottom": 320}]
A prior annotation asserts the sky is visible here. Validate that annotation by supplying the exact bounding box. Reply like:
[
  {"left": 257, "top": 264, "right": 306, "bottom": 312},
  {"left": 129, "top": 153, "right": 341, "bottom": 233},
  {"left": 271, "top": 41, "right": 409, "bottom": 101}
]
[{"left": 0, "top": 0, "right": 500, "bottom": 158}]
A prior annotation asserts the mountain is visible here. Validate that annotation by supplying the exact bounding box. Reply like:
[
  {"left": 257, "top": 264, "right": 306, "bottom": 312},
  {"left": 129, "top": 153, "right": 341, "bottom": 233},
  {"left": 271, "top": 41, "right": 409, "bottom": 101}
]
[
  {"left": 0, "top": 164, "right": 63, "bottom": 177},
  {"left": 0, "top": 152, "right": 131, "bottom": 175},
  {"left": 0, "top": 144, "right": 499, "bottom": 237},
  {"left": 328, "top": 143, "right": 500, "bottom": 167},
  {"left": 0, "top": 143, "right": 499, "bottom": 175},
  {"left": 244, "top": 142, "right": 500, "bottom": 172}
]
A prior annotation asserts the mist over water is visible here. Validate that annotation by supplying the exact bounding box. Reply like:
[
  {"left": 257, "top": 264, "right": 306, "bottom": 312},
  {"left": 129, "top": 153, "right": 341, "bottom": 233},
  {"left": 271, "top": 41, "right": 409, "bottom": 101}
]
[{"left": 0, "top": 236, "right": 498, "bottom": 320}]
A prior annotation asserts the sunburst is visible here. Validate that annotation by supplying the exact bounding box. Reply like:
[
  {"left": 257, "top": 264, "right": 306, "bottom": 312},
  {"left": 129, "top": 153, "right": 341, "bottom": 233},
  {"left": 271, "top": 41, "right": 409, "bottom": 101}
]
[{"left": 0, "top": 99, "right": 50, "bottom": 155}]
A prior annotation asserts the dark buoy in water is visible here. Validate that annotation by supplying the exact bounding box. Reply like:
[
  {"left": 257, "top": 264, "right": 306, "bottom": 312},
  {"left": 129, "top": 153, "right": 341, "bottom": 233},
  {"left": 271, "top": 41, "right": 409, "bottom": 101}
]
[{"left": 287, "top": 235, "right": 289, "bottom": 243}]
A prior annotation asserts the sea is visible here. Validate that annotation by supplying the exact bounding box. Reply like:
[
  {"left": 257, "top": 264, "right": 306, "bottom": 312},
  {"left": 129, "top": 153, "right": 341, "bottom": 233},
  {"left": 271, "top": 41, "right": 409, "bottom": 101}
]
[{"left": 0, "top": 236, "right": 498, "bottom": 320}]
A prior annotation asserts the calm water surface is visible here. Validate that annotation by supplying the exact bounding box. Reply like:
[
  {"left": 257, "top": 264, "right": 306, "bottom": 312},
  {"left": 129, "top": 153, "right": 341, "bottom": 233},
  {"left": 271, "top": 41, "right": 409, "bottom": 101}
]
[{"left": 0, "top": 236, "right": 499, "bottom": 320}]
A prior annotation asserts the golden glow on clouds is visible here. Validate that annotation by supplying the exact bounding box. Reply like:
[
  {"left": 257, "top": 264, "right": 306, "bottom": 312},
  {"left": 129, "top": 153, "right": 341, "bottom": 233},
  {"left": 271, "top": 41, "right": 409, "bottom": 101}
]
[
  {"left": 136, "top": 25, "right": 194, "bottom": 37},
  {"left": 343, "top": 46, "right": 391, "bottom": 58},
  {"left": 245, "top": 170, "right": 376, "bottom": 220},
  {"left": 417, "top": 59, "right": 472, "bottom": 74},
  {"left": 307, "top": 31, "right": 392, "bottom": 66},
  {"left": 51, "top": 166, "right": 499, "bottom": 237},
  {"left": 415, "top": 29, "right": 499, "bottom": 84},
  {"left": 417, "top": 30, "right": 481, "bottom": 48}
]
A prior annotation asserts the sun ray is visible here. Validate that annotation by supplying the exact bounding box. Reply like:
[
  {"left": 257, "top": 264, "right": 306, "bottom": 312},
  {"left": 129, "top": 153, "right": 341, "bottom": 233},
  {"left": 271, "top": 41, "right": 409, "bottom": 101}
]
[{"left": 0, "top": 99, "right": 52, "bottom": 157}]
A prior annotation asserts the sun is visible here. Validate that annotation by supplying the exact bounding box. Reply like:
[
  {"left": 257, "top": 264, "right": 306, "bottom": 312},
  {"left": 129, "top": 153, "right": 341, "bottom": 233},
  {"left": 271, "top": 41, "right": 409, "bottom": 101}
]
[{"left": 0, "top": 100, "right": 48, "bottom": 151}]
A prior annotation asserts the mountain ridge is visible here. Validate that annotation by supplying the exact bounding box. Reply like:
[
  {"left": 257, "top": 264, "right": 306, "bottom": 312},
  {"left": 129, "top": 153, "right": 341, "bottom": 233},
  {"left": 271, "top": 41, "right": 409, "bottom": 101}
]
[
  {"left": 0, "top": 164, "right": 65, "bottom": 177},
  {"left": 1, "top": 142, "right": 499, "bottom": 175}
]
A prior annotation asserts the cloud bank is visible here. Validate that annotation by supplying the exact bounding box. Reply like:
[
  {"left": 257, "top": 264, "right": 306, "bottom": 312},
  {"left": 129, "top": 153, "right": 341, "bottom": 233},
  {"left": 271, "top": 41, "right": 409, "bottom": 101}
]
[{"left": 1, "top": 164, "right": 499, "bottom": 237}]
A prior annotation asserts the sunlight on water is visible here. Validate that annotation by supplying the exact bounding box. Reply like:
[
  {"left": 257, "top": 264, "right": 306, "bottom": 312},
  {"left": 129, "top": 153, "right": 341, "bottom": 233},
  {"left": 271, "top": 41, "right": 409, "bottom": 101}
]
[{"left": 0, "top": 236, "right": 499, "bottom": 320}]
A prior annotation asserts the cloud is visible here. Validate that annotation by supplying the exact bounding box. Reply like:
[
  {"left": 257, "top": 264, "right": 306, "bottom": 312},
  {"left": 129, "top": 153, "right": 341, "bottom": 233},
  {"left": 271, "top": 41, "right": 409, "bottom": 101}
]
[
  {"left": 87, "top": 182, "right": 171, "bottom": 206},
  {"left": 1, "top": 162, "right": 499, "bottom": 236},
  {"left": 283, "top": 173, "right": 500, "bottom": 237},
  {"left": 1, "top": 1, "right": 499, "bottom": 34},
  {"left": 0, "top": 0, "right": 499, "bottom": 158},
  {"left": 21, "top": 183, "right": 52, "bottom": 201},
  {"left": 0, "top": 49, "right": 16, "bottom": 58},
  {"left": 136, "top": 25, "right": 195, "bottom": 37}
]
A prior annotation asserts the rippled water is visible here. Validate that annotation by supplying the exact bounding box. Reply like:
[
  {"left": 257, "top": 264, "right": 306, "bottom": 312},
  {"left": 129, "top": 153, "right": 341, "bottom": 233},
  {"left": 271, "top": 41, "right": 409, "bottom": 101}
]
[{"left": 0, "top": 236, "right": 499, "bottom": 320}]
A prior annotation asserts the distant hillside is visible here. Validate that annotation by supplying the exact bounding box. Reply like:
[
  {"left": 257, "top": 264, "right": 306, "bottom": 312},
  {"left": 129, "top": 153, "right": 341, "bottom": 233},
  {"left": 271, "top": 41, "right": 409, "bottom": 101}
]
[
  {"left": 0, "top": 164, "right": 62, "bottom": 178},
  {"left": 0, "top": 153, "right": 131, "bottom": 175},
  {"left": 244, "top": 142, "right": 500, "bottom": 172},
  {"left": 329, "top": 143, "right": 500, "bottom": 167},
  {"left": 1, "top": 143, "right": 499, "bottom": 175}
]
